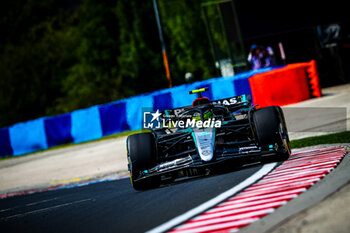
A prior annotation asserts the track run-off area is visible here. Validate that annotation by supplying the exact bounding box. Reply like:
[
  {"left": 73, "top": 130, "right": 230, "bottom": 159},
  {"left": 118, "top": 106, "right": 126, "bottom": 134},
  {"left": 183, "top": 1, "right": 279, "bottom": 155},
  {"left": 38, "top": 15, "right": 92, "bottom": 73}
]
[{"left": 0, "top": 146, "right": 347, "bottom": 233}]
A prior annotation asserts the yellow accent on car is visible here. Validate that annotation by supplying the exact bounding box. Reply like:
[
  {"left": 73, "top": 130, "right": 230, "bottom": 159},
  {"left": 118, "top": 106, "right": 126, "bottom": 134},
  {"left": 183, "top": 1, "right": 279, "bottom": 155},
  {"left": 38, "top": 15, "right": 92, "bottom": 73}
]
[
  {"left": 192, "top": 116, "right": 201, "bottom": 121},
  {"left": 191, "top": 88, "right": 206, "bottom": 94}
]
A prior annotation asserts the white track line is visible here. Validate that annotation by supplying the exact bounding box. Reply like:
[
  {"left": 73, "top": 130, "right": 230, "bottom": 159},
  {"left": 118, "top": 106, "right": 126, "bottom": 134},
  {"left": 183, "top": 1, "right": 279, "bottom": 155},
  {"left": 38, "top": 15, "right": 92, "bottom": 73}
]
[{"left": 146, "top": 163, "right": 277, "bottom": 233}]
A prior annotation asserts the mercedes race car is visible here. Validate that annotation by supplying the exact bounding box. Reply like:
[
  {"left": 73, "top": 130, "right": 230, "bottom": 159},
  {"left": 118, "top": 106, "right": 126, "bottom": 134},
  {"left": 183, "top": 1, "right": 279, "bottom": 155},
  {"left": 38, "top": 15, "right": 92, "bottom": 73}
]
[{"left": 127, "top": 88, "right": 291, "bottom": 190}]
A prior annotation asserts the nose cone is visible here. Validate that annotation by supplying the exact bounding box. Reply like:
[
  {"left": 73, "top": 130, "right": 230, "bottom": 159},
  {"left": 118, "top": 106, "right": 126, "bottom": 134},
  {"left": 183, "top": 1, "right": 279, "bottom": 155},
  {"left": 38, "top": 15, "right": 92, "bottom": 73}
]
[{"left": 193, "top": 128, "right": 215, "bottom": 162}]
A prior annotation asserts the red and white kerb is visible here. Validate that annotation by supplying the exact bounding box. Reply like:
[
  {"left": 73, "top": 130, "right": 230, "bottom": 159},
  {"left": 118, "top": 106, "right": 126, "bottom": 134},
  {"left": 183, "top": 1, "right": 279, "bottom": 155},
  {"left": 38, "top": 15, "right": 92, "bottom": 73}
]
[{"left": 169, "top": 146, "right": 347, "bottom": 233}]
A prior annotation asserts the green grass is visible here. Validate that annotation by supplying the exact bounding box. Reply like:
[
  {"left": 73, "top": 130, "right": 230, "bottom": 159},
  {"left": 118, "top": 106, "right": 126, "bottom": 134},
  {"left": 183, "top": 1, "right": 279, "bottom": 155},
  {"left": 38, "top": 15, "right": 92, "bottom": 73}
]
[{"left": 291, "top": 131, "right": 350, "bottom": 149}]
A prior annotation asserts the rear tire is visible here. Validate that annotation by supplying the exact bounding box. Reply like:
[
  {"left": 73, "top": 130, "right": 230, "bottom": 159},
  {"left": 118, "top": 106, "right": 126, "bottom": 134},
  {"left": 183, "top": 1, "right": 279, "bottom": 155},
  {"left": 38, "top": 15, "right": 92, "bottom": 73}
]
[
  {"left": 127, "top": 133, "right": 160, "bottom": 190},
  {"left": 252, "top": 106, "right": 291, "bottom": 162}
]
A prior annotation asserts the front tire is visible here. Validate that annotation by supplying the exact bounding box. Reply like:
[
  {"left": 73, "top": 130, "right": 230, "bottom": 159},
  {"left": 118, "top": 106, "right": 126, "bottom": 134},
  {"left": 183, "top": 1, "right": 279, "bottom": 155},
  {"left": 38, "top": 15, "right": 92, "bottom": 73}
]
[
  {"left": 127, "top": 133, "right": 160, "bottom": 190},
  {"left": 252, "top": 106, "right": 291, "bottom": 162}
]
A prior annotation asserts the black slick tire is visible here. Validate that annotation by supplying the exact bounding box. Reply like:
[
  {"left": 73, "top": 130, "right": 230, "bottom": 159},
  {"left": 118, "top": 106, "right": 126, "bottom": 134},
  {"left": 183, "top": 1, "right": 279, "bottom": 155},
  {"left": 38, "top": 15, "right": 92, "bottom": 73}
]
[
  {"left": 127, "top": 133, "right": 160, "bottom": 190},
  {"left": 253, "top": 106, "right": 291, "bottom": 162}
]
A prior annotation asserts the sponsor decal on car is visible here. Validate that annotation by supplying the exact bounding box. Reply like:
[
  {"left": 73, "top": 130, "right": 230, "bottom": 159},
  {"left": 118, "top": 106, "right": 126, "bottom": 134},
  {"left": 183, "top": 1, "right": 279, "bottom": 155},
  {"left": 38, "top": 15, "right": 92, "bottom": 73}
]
[{"left": 212, "top": 97, "right": 238, "bottom": 105}]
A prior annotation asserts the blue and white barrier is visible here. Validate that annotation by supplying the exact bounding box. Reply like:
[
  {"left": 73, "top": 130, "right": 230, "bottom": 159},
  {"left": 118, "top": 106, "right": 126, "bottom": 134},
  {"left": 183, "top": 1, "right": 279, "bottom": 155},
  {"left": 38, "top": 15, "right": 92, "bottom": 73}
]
[{"left": 0, "top": 67, "right": 277, "bottom": 157}]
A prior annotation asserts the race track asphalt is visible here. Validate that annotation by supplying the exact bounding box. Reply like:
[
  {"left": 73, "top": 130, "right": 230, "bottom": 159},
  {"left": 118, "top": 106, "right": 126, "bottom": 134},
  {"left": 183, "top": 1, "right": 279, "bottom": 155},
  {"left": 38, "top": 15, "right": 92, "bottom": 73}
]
[{"left": 0, "top": 164, "right": 267, "bottom": 233}]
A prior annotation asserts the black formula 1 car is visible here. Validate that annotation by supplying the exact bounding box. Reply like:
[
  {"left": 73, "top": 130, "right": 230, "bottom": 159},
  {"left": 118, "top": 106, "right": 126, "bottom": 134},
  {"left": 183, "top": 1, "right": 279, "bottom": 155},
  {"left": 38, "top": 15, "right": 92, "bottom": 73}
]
[{"left": 126, "top": 88, "right": 291, "bottom": 190}]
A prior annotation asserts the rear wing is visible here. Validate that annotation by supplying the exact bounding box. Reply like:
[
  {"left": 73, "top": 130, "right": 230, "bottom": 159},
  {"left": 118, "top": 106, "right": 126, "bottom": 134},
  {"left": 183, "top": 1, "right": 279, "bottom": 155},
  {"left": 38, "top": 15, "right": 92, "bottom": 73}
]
[{"left": 161, "top": 94, "right": 252, "bottom": 118}]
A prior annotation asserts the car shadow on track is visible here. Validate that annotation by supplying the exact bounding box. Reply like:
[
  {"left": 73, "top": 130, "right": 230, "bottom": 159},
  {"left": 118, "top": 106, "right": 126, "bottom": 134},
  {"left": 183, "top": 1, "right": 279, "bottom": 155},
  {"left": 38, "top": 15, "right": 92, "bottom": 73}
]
[{"left": 157, "top": 160, "right": 276, "bottom": 190}]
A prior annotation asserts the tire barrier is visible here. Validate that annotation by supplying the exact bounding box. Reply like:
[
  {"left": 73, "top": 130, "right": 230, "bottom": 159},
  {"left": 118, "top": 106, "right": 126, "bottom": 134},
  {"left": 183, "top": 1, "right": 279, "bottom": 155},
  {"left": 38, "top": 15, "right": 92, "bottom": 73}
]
[{"left": 0, "top": 61, "right": 321, "bottom": 157}]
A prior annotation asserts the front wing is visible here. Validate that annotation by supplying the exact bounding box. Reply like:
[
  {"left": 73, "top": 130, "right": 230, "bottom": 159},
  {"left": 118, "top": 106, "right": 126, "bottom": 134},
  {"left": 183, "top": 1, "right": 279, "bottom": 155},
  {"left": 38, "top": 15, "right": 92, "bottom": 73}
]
[{"left": 134, "top": 144, "right": 278, "bottom": 182}]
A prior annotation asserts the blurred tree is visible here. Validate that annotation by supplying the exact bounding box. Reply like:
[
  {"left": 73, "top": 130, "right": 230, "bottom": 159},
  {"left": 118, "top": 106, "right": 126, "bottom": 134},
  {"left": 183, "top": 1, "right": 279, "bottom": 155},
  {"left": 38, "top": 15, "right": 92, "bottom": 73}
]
[
  {"left": 0, "top": 0, "right": 78, "bottom": 127},
  {"left": 54, "top": 0, "right": 122, "bottom": 113},
  {"left": 115, "top": 0, "right": 166, "bottom": 95},
  {"left": 0, "top": 0, "right": 217, "bottom": 128},
  {"left": 158, "top": 0, "right": 216, "bottom": 82}
]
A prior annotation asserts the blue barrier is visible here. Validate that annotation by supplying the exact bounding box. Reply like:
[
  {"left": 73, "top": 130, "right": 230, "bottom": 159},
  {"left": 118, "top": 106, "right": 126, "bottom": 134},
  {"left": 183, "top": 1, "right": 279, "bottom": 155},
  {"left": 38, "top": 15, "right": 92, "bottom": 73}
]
[
  {"left": 211, "top": 77, "right": 236, "bottom": 100},
  {"left": 153, "top": 92, "right": 173, "bottom": 111},
  {"left": 44, "top": 114, "right": 73, "bottom": 147},
  {"left": 233, "top": 76, "right": 252, "bottom": 97},
  {"left": 9, "top": 118, "right": 48, "bottom": 156},
  {"left": 71, "top": 106, "right": 103, "bottom": 143},
  {"left": 99, "top": 102, "right": 129, "bottom": 136},
  {"left": 126, "top": 94, "right": 153, "bottom": 131},
  {"left": 0, "top": 67, "right": 284, "bottom": 157},
  {"left": 0, "top": 128, "right": 13, "bottom": 157}
]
